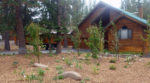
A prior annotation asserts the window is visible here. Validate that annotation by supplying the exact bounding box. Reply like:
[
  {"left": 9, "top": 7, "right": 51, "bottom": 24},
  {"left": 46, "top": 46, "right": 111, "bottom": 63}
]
[{"left": 118, "top": 26, "right": 132, "bottom": 39}]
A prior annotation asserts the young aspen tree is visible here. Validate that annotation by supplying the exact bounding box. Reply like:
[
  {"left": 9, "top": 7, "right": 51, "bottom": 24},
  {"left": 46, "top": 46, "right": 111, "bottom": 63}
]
[
  {"left": 85, "top": 26, "right": 101, "bottom": 59},
  {"left": 71, "top": 27, "right": 81, "bottom": 56},
  {"left": 142, "top": 17, "right": 150, "bottom": 52},
  {"left": 99, "top": 21, "right": 105, "bottom": 54},
  {"left": 111, "top": 22, "right": 120, "bottom": 60},
  {"left": 26, "top": 23, "right": 47, "bottom": 63}
]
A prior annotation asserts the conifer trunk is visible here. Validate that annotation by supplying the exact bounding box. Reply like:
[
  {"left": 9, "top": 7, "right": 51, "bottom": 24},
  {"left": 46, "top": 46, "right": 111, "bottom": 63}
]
[
  {"left": 4, "top": 31, "right": 10, "bottom": 51},
  {"left": 56, "top": 0, "right": 62, "bottom": 54},
  {"left": 15, "top": 0, "right": 27, "bottom": 54}
]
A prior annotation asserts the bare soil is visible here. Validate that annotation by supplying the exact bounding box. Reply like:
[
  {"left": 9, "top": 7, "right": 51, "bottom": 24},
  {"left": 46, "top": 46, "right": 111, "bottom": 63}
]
[{"left": 0, "top": 53, "right": 150, "bottom": 83}]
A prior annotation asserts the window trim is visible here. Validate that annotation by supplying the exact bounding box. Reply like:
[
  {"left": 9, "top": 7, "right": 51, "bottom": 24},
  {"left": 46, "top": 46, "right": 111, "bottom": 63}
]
[{"left": 118, "top": 26, "right": 132, "bottom": 40}]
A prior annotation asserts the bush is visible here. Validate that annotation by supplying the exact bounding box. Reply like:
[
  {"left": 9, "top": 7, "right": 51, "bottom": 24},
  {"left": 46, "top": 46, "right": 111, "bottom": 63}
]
[
  {"left": 84, "top": 53, "right": 91, "bottom": 60},
  {"left": 56, "top": 66, "right": 63, "bottom": 70},
  {"left": 93, "top": 65, "right": 100, "bottom": 74},
  {"left": 26, "top": 74, "right": 36, "bottom": 81},
  {"left": 53, "top": 75, "right": 64, "bottom": 80},
  {"left": 109, "top": 65, "right": 116, "bottom": 70},
  {"left": 12, "top": 61, "right": 19, "bottom": 67},
  {"left": 109, "top": 59, "right": 116, "bottom": 63},
  {"left": 57, "top": 70, "right": 64, "bottom": 74},
  {"left": 124, "top": 65, "right": 128, "bottom": 68},
  {"left": 125, "top": 56, "right": 135, "bottom": 63},
  {"left": 85, "top": 26, "right": 101, "bottom": 59},
  {"left": 37, "top": 68, "right": 45, "bottom": 76},
  {"left": 64, "top": 58, "right": 72, "bottom": 66},
  {"left": 26, "top": 23, "right": 47, "bottom": 63},
  {"left": 56, "top": 59, "right": 60, "bottom": 63},
  {"left": 75, "top": 61, "right": 82, "bottom": 69},
  {"left": 146, "top": 62, "right": 150, "bottom": 68},
  {"left": 71, "top": 27, "right": 81, "bottom": 56}
]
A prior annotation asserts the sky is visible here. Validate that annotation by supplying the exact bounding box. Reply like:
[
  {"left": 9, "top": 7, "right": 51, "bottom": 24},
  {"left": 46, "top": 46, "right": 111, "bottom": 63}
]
[{"left": 87, "top": 0, "right": 121, "bottom": 8}]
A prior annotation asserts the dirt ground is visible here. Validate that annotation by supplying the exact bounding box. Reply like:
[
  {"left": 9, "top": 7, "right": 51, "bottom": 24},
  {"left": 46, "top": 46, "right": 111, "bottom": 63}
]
[{"left": 0, "top": 53, "right": 150, "bottom": 83}]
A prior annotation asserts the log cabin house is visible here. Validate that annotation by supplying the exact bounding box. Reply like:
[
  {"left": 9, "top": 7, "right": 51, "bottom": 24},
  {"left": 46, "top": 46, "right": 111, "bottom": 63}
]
[{"left": 78, "top": 1, "right": 149, "bottom": 53}]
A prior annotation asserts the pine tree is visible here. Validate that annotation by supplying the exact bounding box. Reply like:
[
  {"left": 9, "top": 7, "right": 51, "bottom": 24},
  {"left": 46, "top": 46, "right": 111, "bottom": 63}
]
[{"left": 0, "top": 0, "right": 15, "bottom": 51}]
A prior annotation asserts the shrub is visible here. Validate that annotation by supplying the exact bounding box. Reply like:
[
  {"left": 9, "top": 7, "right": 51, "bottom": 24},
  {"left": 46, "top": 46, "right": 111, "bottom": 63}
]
[
  {"left": 71, "top": 27, "right": 81, "bottom": 56},
  {"left": 84, "top": 53, "right": 91, "bottom": 60},
  {"left": 56, "top": 59, "right": 60, "bottom": 63},
  {"left": 146, "top": 62, "right": 150, "bottom": 68},
  {"left": 12, "top": 61, "right": 19, "bottom": 67},
  {"left": 65, "top": 58, "right": 72, "bottom": 66},
  {"left": 56, "top": 66, "right": 63, "bottom": 70},
  {"left": 57, "top": 70, "right": 64, "bottom": 74},
  {"left": 75, "top": 61, "right": 82, "bottom": 69},
  {"left": 26, "top": 74, "right": 36, "bottom": 81},
  {"left": 49, "top": 53, "right": 53, "bottom": 57},
  {"left": 109, "top": 65, "right": 116, "bottom": 70},
  {"left": 26, "top": 23, "right": 48, "bottom": 63},
  {"left": 111, "top": 22, "right": 120, "bottom": 60},
  {"left": 37, "top": 68, "right": 45, "bottom": 76},
  {"left": 125, "top": 56, "right": 135, "bottom": 63},
  {"left": 124, "top": 65, "right": 128, "bottom": 68},
  {"left": 109, "top": 59, "right": 116, "bottom": 63},
  {"left": 93, "top": 65, "right": 100, "bottom": 74},
  {"left": 53, "top": 75, "right": 64, "bottom": 80},
  {"left": 80, "top": 80, "right": 85, "bottom": 83},
  {"left": 85, "top": 26, "right": 101, "bottom": 59}
]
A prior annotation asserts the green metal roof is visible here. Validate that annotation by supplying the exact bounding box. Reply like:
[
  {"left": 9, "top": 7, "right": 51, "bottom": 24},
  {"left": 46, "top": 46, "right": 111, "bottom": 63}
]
[{"left": 112, "top": 6, "right": 148, "bottom": 25}]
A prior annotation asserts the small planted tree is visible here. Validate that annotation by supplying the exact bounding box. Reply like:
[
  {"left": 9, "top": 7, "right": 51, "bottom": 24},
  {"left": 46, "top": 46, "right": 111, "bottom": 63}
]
[
  {"left": 111, "top": 22, "right": 120, "bottom": 60},
  {"left": 26, "top": 23, "right": 47, "bottom": 63},
  {"left": 99, "top": 21, "right": 105, "bottom": 53},
  {"left": 142, "top": 16, "right": 150, "bottom": 52},
  {"left": 85, "top": 26, "right": 101, "bottom": 59},
  {"left": 71, "top": 27, "right": 81, "bottom": 56}
]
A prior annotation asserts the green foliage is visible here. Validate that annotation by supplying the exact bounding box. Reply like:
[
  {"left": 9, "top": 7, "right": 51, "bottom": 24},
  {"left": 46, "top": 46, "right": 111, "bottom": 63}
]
[
  {"left": 109, "top": 65, "right": 116, "bottom": 70},
  {"left": 93, "top": 65, "right": 100, "bottom": 74},
  {"left": 26, "top": 74, "right": 36, "bottom": 81},
  {"left": 37, "top": 68, "right": 45, "bottom": 76},
  {"left": 142, "top": 17, "right": 150, "bottom": 52},
  {"left": 111, "top": 22, "right": 120, "bottom": 60},
  {"left": 99, "top": 21, "right": 105, "bottom": 53},
  {"left": 75, "top": 60, "right": 82, "bottom": 69},
  {"left": 26, "top": 23, "right": 48, "bottom": 63},
  {"left": 146, "top": 62, "right": 150, "bottom": 68},
  {"left": 80, "top": 80, "right": 85, "bottom": 83},
  {"left": 84, "top": 53, "right": 91, "bottom": 60},
  {"left": 56, "top": 59, "right": 60, "bottom": 63},
  {"left": 56, "top": 66, "right": 63, "bottom": 70},
  {"left": 20, "top": 70, "right": 25, "bottom": 76},
  {"left": 49, "top": 53, "right": 53, "bottom": 57},
  {"left": 109, "top": 59, "right": 117, "bottom": 63},
  {"left": 25, "top": 69, "right": 45, "bottom": 82},
  {"left": 71, "top": 27, "right": 81, "bottom": 56},
  {"left": 53, "top": 75, "right": 64, "bottom": 80},
  {"left": 124, "top": 65, "right": 128, "bottom": 68},
  {"left": 125, "top": 56, "right": 135, "bottom": 63},
  {"left": 57, "top": 70, "right": 64, "bottom": 74},
  {"left": 85, "top": 26, "right": 101, "bottom": 59},
  {"left": 12, "top": 61, "right": 19, "bottom": 67},
  {"left": 64, "top": 58, "right": 72, "bottom": 66}
]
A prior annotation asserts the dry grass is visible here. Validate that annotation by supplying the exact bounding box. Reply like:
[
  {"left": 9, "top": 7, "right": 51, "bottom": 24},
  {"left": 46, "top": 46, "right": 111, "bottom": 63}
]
[{"left": 0, "top": 53, "right": 150, "bottom": 83}]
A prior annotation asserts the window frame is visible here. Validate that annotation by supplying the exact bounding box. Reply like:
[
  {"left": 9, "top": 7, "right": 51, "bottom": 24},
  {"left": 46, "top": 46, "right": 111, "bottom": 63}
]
[{"left": 118, "top": 26, "right": 132, "bottom": 40}]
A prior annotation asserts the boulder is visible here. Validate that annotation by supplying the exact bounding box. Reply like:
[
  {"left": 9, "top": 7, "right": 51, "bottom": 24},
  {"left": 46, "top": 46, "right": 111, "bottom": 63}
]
[
  {"left": 33, "top": 63, "right": 48, "bottom": 68},
  {"left": 60, "top": 71, "right": 82, "bottom": 81}
]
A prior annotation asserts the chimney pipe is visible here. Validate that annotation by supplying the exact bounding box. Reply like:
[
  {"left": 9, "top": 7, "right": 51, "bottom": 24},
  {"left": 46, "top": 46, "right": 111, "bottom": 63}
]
[{"left": 137, "top": 2, "right": 143, "bottom": 18}]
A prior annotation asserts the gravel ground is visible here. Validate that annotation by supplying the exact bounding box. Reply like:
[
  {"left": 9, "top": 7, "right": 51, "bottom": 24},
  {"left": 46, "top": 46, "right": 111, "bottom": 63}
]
[{"left": 0, "top": 53, "right": 150, "bottom": 83}]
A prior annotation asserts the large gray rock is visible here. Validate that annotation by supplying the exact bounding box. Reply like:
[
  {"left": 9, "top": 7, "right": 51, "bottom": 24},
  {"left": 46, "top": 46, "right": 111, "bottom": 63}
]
[{"left": 60, "top": 71, "right": 82, "bottom": 81}]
